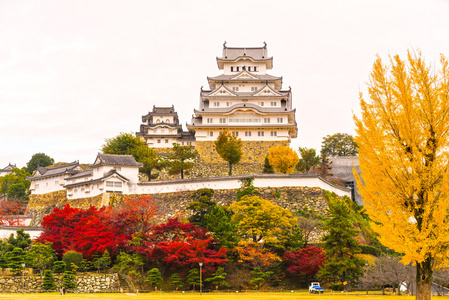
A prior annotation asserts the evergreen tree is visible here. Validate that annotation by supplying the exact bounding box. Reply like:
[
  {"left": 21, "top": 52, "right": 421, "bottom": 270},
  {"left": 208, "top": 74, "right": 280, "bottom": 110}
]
[
  {"left": 26, "top": 153, "right": 54, "bottom": 174},
  {"left": 214, "top": 130, "right": 242, "bottom": 176},
  {"left": 318, "top": 192, "right": 364, "bottom": 290},
  {"left": 262, "top": 156, "right": 275, "bottom": 174},
  {"left": 146, "top": 268, "right": 163, "bottom": 290},
  {"left": 187, "top": 188, "right": 216, "bottom": 227},
  {"left": 167, "top": 143, "right": 198, "bottom": 179},
  {"left": 42, "top": 270, "right": 57, "bottom": 290},
  {"left": 53, "top": 261, "right": 66, "bottom": 274},
  {"left": 62, "top": 271, "right": 76, "bottom": 289},
  {"left": 92, "top": 250, "right": 111, "bottom": 273},
  {"left": 169, "top": 273, "right": 183, "bottom": 291},
  {"left": 25, "top": 242, "right": 57, "bottom": 275},
  {"left": 296, "top": 147, "right": 320, "bottom": 173},
  {"left": 186, "top": 268, "right": 200, "bottom": 291},
  {"left": 250, "top": 267, "right": 273, "bottom": 290},
  {"left": 62, "top": 251, "right": 83, "bottom": 272},
  {"left": 204, "top": 206, "right": 240, "bottom": 251},
  {"left": 204, "top": 267, "right": 229, "bottom": 290}
]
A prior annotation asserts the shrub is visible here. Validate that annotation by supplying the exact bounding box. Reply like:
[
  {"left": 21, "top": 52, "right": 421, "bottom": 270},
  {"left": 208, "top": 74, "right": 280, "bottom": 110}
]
[{"left": 62, "top": 251, "right": 83, "bottom": 272}]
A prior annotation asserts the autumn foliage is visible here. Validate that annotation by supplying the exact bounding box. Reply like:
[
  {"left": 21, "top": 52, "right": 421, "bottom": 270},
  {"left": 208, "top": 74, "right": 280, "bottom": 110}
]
[
  {"left": 283, "top": 246, "right": 325, "bottom": 276},
  {"left": 355, "top": 50, "right": 449, "bottom": 300},
  {"left": 267, "top": 145, "right": 299, "bottom": 174}
]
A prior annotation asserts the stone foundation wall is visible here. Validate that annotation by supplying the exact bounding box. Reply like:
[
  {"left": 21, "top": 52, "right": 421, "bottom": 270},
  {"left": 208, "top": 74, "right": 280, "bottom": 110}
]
[
  {"left": 133, "top": 185, "right": 328, "bottom": 223},
  {"left": 195, "top": 140, "right": 288, "bottom": 163},
  {"left": 0, "top": 273, "right": 119, "bottom": 293},
  {"left": 28, "top": 192, "right": 109, "bottom": 227}
]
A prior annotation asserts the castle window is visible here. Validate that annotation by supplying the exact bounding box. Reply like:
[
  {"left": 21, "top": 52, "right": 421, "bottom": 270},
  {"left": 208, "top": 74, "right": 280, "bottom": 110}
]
[
  {"left": 232, "top": 87, "right": 239, "bottom": 92},
  {"left": 245, "top": 131, "right": 251, "bottom": 137},
  {"left": 258, "top": 131, "right": 264, "bottom": 137},
  {"left": 207, "top": 118, "right": 213, "bottom": 123},
  {"left": 157, "top": 139, "right": 161, "bottom": 143},
  {"left": 214, "top": 102, "right": 220, "bottom": 107},
  {"left": 259, "top": 102, "right": 264, "bottom": 106},
  {"left": 55, "top": 180, "right": 59, "bottom": 185},
  {"left": 166, "top": 119, "right": 170, "bottom": 123},
  {"left": 251, "top": 87, "right": 258, "bottom": 92},
  {"left": 231, "top": 66, "right": 234, "bottom": 72},
  {"left": 264, "top": 118, "right": 270, "bottom": 123},
  {"left": 226, "top": 102, "right": 231, "bottom": 106},
  {"left": 232, "top": 131, "right": 239, "bottom": 137},
  {"left": 165, "top": 139, "right": 169, "bottom": 143},
  {"left": 209, "top": 132, "right": 213, "bottom": 137},
  {"left": 277, "top": 118, "right": 283, "bottom": 123},
  {"left": 219, "top": 118, "right": 226, "bottom": 124},
  {"left": 236, "top": 67, "right": 240, "bottom": 72},
  {"left": 271, "top": 102, "right": 277, "bottom": 106},
  {"left": 254, "top": 67, "right": 257, "bottom": 71},
  {"left": 182, "top": 142, "right": 184, "bottom": 145},
  {"left": 242, "top": 66, "right": 246, "bottom": 70},
  {"left": 248, "top": 67, "right": 251, "bottom": 71},
  {"left": 156, "top": 119, "right": 161, "bottom": 123},
  {"left": 271, "top": 131, "right": 277, "bottom": 136}
]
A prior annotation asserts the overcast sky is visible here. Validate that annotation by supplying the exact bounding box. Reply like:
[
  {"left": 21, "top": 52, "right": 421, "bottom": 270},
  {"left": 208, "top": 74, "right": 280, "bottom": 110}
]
[{"left": 1, "top": 0, "right": 448, "bottom": 168}]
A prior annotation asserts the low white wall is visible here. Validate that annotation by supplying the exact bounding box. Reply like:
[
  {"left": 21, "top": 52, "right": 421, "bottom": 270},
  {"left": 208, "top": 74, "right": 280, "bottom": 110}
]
[
  {"left": 0, "top": 226, "right": 43, "bottom": 240},
  {"left": 138, "top": 174, "right": 352, "bottom": 198}
]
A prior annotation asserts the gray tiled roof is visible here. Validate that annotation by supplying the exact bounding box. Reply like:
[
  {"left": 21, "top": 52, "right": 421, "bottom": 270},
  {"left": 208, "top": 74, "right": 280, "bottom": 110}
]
[
  {"left": 152, "top": 106, "right": 176, "bottom": 114},
  {"left": 208, "top": 73, "right": 281, "bottom": 81},
  {"left": 64, "top": 169, "right": 129, "bottom": 188},
  {"left": 27, "top": 162, "right": 81, "bottom": 180},
  {"left": 90, "top": 154, "right": 143, "bottom": 168},
  {"left": 65, "top": 169, "right": 93, "bottom": 180},
  {"left": 219, "top": 44, "right": 270, "bottom": 60},
  {"left": 0, "top": 163, "right": 16, "bottom": 172}
]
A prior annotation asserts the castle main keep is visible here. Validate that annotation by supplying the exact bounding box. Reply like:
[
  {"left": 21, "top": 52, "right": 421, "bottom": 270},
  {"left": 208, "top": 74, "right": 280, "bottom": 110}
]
[{"left": 137, "top": 43, "right": 297, "bottom": 164}]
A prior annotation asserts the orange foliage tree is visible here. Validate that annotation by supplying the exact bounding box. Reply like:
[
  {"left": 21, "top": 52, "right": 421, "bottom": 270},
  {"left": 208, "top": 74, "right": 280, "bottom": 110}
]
[
  {"left": 354, "top": 51, "right": 449, "bottom": 300},
  {"left": 267, "top": 145, "right": 299, "bottom": 174}
]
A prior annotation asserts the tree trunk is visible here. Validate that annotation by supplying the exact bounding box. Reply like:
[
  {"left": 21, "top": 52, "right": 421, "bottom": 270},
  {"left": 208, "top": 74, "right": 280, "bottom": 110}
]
[
  {"left": 181, "top": 168, "right": 184, "bottom": 179},
  {"left": 147, "top": 170, "right": 152, "bottom": 181},
  {"left": 228, "top": 162, "right": 232, "bottom": 176},
  {"left": 416, "top": 258, "right": 432, "bottom": 300}
]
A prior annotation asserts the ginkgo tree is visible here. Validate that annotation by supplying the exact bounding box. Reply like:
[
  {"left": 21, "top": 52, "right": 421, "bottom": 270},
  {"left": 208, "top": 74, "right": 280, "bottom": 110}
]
[{"left": 354, "top": 51, "right": 449, "bottom": 300}]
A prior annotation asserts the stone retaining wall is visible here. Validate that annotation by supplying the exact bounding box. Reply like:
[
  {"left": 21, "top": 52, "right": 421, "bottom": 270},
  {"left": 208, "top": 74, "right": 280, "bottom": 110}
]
[
  {"left": 0, "top": 273, "right": 119, "bottom": 293},
  {"left": 195, "top": 140, "right": 288, "bottom": 163}
]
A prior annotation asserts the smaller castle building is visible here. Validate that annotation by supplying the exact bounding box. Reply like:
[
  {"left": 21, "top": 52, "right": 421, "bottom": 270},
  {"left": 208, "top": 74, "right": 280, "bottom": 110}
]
[{"left": 136, "top": 106, "right": 195, "bottom": 151}]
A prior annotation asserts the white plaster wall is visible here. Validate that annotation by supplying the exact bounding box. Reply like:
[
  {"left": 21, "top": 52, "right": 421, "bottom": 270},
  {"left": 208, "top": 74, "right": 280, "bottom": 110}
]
[
  {"left": 30, "top": 174, "right": 66, "bottom": 195},
  {"left": 0, "top": 227, "right": 43, "bottom": 240},
  {"left": 138, "top": 175, "right": 351, "bottom": 198},
  {"left": 223, "top": 61, "right": 267, "bottom": 74},
  {"left": 195, "top": 129, "right": 289, "bottom": 142}
]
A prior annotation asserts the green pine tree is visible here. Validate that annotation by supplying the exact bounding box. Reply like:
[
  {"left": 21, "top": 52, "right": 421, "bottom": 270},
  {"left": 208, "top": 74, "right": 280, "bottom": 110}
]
[
  {"left": 317, "top": 192, "right": 364, "bottom": 290},
  {"left": 204, "top": 267, "right": 229, "bottom": 290},
  {"left": 62, "top": 271, "right": 76, "bottom": 289},
  {"left": 169, "top": 273, "right": 183, "bottom": 291},
  {"left": 42, "top": 270, "right": 57, "bottom": 290},
  {"left": 53, "top": 261, "right": 66, "bottom": 274},
  {"left": 250, "top": 267, "right": 273, "bottom": 290},
  {"left": 186, "top": 268, "right": 200, "bottom": 291},
  {"left": 146, "top": 268, "right": 163, "bottom": 290}
]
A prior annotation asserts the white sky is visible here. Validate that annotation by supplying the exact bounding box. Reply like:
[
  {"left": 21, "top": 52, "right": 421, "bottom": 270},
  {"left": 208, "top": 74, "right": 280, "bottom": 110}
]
[{"left": 1, "top": 0, "right": 448, "bottom": 168}]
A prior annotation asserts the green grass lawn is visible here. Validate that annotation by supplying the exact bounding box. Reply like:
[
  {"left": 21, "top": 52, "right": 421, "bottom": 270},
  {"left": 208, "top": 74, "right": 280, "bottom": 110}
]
[{"left": 0, "top": 291, "right": 428, "bottom": 300}]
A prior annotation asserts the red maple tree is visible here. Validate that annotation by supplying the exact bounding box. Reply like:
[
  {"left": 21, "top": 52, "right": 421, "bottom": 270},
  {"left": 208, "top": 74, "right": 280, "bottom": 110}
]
[{"left": 283, "top": 246, "right": 325, "bottom": 276}]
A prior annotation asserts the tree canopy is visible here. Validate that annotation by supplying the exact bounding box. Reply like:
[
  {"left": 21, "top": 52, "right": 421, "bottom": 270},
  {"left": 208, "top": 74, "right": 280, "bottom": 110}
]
[
  {"left": 296, "top": 147, "right": 320, "bottom": 173},
  {"left": 321, "top": 133, "right": 357, "bottom": 157},
  {"left": 267, "top": 145, "right": 299, "bottom": 174},
  {"left": 167, "top": 143, "right": 198, "bottom": 179},
  {"left": 102, "top": 132, "right": 165, "bottom": 180},
  {"left": 214, "top": 131, "right": 242, "bottom": 176},
  {"left": 354, "top": 51, "right": 449, "bottom": 300},
  {"left": 26, "top": 153, "right": 54, "bottom": 174}
]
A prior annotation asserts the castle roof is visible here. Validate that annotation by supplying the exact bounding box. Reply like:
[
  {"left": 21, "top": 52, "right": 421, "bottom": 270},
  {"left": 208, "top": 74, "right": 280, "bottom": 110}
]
[
  {"left": 27, "top": 161, "right": 82, "bottom": 180},
  {"left": 0, "top": 163, "right": 16, "bottom": 173},
  {"left": 90, "top": 153, "right": 143, "bottom": 168},
  {"left": 64, "top": 169, "right": 129, "bottom": 189},
  {"left": 216, "top": 42, "right": 273, "bottom": 69}
]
